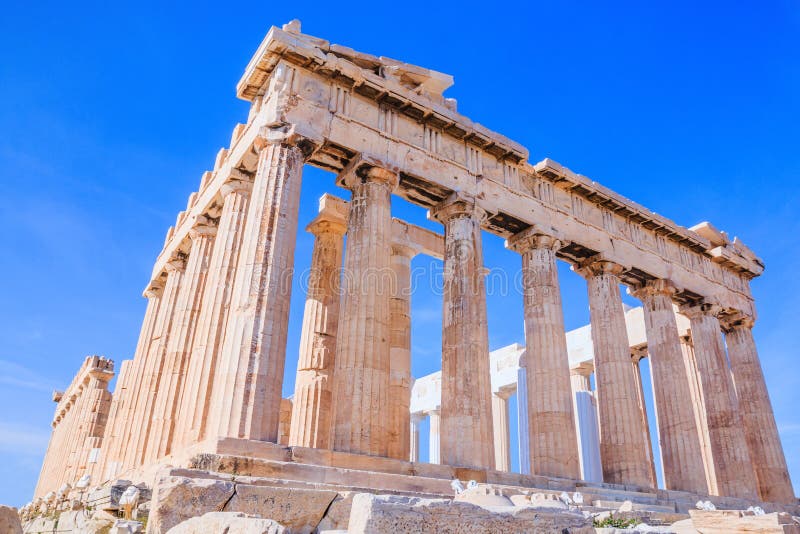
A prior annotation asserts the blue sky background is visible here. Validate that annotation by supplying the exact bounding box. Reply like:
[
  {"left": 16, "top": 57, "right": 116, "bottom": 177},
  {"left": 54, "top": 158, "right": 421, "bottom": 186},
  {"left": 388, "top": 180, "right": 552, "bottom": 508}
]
[{"left": 1, "top": 0, "right": 798, "bottom": 506}]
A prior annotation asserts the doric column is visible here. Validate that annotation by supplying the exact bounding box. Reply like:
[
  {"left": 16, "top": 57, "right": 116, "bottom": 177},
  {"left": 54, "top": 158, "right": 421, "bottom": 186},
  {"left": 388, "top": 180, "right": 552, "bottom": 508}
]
[
  {"left": 575, "top": 257, "right": 652, "bottom": 486},
  {"left": 175, "top": 176, "right": 253, "bottom": 448},
  {"left": 428, "top": 409, "right": 441, "bottom": 464},
  {"left": 723, "top": 314, "right": 794, "bottom": 503},
  {"left": 571, "top": 366, "right": 603, "bottom": 483},
  {"left": 631, "top": 280, "right": 707, "bottom": 493},
  {"left": 631, "top": 353, "right": 658, "bottom": 488},
  {"left": 126, "top": 258, "right": 185, "bottom": 469},
  {"left": 212, "top": 137, "right": 305, "bottom": 442},
  {"left": 146, "top": 218, "right": 216, "bottom": 462},
  {"left": 491, "top": 392, "right": 511, "bottom": 472},
  {"left": 288, "top": 204, "right": 346, "bottom": 449},
  {"left": 430, "top": 193, "right": 494, "bottom": 470},
  {"left": 516, "top": 365, "right": 531, "bottom": 475},
  {"left": 507, "top": 228, "right": 580, "bottom": 479},
  {"left": 680, "top": 334, "right": 716, "bottom": 494},
  {"left": 409, "top": 414, "right": 423, "bottom": 462},
  {"left": 83, "top": 363, "right": 114, "bottom": 482},
  {"left": 387, "top": 242, "right": 417, "bottom": 460},
  {"left": 330, "top": 164, "right": 398, "bottom": 456},
  {"left": 680, "top": 303, "right": 758, "bottom": 499},
  {"left": 100, "top": 284, "right": 162, "bottom": 478}
]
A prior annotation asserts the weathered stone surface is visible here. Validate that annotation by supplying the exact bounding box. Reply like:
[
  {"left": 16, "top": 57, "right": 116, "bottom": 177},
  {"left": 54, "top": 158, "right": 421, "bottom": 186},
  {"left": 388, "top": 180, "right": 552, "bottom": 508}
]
[
  {"left": 347, "top": 493, "right": 593, "bottom": 533},
  {"left": 0, "top": 505, "right": 22, "bottom": 534},
  {"left": 688, "top": 509, "right": 800, "bottom": 534},
  {"left": 315, "top": 492, "right": 355, "bottom": 532},
  {"left": 225, "top": 484, "right": 337, "bottom": 534},
  {"left": 147, "top": 476, "right": 235, "bottom": 534},
  {"left": 166, "top": 512, "right": 287, "bottom": 534},
  {"left": 111, "top": 519, "right": 143, "bottom": 533}
]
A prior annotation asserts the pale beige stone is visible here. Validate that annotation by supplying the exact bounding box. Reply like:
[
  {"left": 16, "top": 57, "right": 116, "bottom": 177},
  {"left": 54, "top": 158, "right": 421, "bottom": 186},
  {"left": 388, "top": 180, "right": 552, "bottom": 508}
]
[
  {"left": 632, "top": 280, "right": 707, "bottom": 494},
  {"left": 723, "top": 315, "right": 795, "bottom": 504},
  {"left": 166, "top": 512, "right": 287, "bottom": 534},
  {"left": 224, "top": 484, "right": 337, "bottom": 533},
  {"left": 575, "top": 258, "right": 653, "bottom": 486},
  {"left": 0, "top": 505, "right": 22, "bottom": 534},
  {"left": 430, "top": 193, "right": 495, "bottom": 470},
  {"left": 148, "top": 476, "right": 235, "bottom": 534},
  {"left": 330, "top": 162, "right": 398, "bottom": 456},
  {"left": 288, "top": 195, "right": 346, "bottom": 449},
  {"left": 688, "top": 509, "right": 800, "bottom": 534},
  {"left": 506, "top": 227, "right": 580, "bottom": 479},
  {"left": 347, "top": 493, "right": 593, "bottom": 533},
  {"left": 681, "top": 304, "right": 758, "bottom": 500}
]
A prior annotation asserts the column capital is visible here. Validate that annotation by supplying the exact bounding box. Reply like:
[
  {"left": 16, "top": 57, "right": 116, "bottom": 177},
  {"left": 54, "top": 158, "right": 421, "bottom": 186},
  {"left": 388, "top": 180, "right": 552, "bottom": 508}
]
[
  {"left": 164, "top": 256, "right": 187, "bottom": 273},
  {"left": 629, "top": 278, "right": 679, "bottom": 300},
  {"left": 143, "top": 280, "right": 165, "bottom": 299},
  {"left": 338, "top": 155, "right": 400, "bottom": 191},
  {"left": 720, "top": 311, "right": 756, "bottom": 331},
  {"left": 428, "top": 191, "right": 487, "bottom": 225},
  {"left": 220, "top": 174, "right": 253, "bottom": 197},
  {"left": 573, "top": 255, "right": 626, "bottom": 278},
  {"left": 680, "top": 301, "right": 723, "bottom": 320},
  {"left": 505, "top": 225, "right": 562, "bottom": 254},
  {"left": 307, "top": 217, "right": 347, "bottom": 237},
  {"left": 252, "top": 126, "right": 311, "bottom": 155},
  {"left": 189, "top": 215, "right": 218, "bottom": 239}
]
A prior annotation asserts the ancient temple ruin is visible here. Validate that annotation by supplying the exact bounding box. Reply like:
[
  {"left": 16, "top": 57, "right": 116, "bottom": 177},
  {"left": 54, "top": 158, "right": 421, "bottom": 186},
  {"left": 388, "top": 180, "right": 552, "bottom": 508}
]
[{"left": 30, "top": 19, "right": 795, "bottom": 522}]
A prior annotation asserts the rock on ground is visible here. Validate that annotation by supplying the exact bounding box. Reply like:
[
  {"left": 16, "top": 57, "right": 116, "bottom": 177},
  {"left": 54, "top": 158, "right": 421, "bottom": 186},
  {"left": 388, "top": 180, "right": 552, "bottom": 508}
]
[
  {"left": 0, "top": 505, "right": 22, "bottom": 534},
  {"left": 346, "top": 493, "right": 594, "bottom": 534},
  {"left": 688, "top": 509, "right": 800, "bottom": 533},
  {"left": 166, "top": 512, "right": 287, "bottom": 534},
  {"left": 147, "top": 476, "right": 235, "bottom": 534}
]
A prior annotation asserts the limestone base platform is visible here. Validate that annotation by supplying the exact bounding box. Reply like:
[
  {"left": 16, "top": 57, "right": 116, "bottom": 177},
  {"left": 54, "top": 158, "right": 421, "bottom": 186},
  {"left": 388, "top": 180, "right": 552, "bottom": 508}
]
[{"left": 123, "top": 437, "right": 798, "bottom": 517}]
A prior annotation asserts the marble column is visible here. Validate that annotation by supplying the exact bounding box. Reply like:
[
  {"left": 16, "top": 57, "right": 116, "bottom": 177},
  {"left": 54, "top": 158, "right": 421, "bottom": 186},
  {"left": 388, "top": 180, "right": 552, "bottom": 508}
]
[
  {"left": 288, "top": 209, "right": 346, "bottom": 449},
  {"left": 516, "top": 366, "right": 531, "bottom": 475},
  {"left": 575, "top": 258, "right": 652, "bottom": 486},
  {"left": 631, "top": 354, "right": 658, "bottom": 488},
  {"left": 175, "top": 176, "right": 252, "bottom": 448},
  {"left": 410, "top": 414, "right": 423, "bottom": 462},
  {"left": 632, "top": 280, "right": 707, "bottom": 493},
  {"left": 212, "top": 137, "right": 304, "bottom": 442},
  {"left": 428, "top": 409, "right": 441, "bottom": 464},
  {"left": 387, "top": 242, "right": 417, "bottom": 460},
  {"left": 680, "top": 334, "right": 716, "bottom": 494},
  {"left": 430, "top": 193, "right": 494, "bottom": 470},
  {"left": 146, "top": 218, "right": 216, "bottom": 462},
  {"left": 126, "top": 258, "right": 185, "bottom": 469},
  {"left": 330, "top": 165, "right": 398, "bottom": 456},
  {"left": 507, "top": 228, "right": 580, "bottom": 479},
  {"left": 681, "top": 303, "right": 758, "bottom": 499},
  {"left": 571, "top": 367, "right": 603, "bottom": 483},
  {"left": 492, "top": 392, "right": 511, "bottom": 472},
  {"left": 724, "top": 314, "right": 794, "bottom": 503},
  {"left": 100, "top": 284, "right": 162, "bottom": 478}
]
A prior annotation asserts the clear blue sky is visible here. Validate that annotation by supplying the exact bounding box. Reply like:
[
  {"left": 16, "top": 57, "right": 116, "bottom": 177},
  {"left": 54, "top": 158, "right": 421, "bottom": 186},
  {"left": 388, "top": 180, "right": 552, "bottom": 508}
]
[{"left": 1, "top": 1, "right": 798, "bottom": 507}]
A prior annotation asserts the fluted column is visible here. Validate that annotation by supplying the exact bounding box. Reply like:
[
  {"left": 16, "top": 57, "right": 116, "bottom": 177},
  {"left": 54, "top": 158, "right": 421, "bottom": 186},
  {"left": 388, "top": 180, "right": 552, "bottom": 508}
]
[
  {"left": 126, "top": 258, "right": 185, "bottom": 469},
  {"left": 571, "top": 367, "right": 603, "bottom": 482},
  {"left": 631, "top": 353, "right": 658, "bottom": 488},
  {"left": 212, "top": 137, "right": 305, "bottom": 442},
  {"left": 680, "top": 334, "right": 716, "bottom": 494},
  {"left": 387, "top": 242, "right": 417, "bottom": 460},
  {"left": 430, "top": 193, "right": 494, "bottom": 470},
  {"left": 516, "top": 365, "right": 531, "bottom": 475},
  {"left": 632, "top": 280, "right": 707, "bottom": 493},
  {"left": 575, "top": 258, "right": 652, "bottom": 486},
  {"left": 491, "top": 393, "right": 511, "bottom": 472},
  {"left": 681, "top": 303, "right": 758, "bottom": 499},
  {"left": 175, "top": 177, "right": 253, "bottom": 448},
  {"left": 101, "top": 285, "right": 162, "bottom": 478},
  {"left": 507, "top": 228, "right": 580, "bottom": 479},
  {"left": 288, "top": 208, "right": 346, "bottom": 448},
  {"left": 330, "top": 165, "right": 398, "bottom": 456},
  {"left": 409, "top": 414, "right": 423, "bottom": 462},
  {"left": 146, "top": 218, "right": 216, "bottom": 462},
  {"left": 83, "top": 365, "right": 114, "bottom": 482},
  {"left": 428, "top": 409, "right": 441, "bottom": 464},
  {"left": 724, "top": 314, "right": 794, "bottom": 503}
]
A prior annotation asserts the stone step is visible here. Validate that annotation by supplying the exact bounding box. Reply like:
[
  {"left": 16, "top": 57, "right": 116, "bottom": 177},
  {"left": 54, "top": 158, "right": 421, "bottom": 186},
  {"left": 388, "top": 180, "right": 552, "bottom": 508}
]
[{"left": 592, "top": 500, "right": 677, "bottom": 513}]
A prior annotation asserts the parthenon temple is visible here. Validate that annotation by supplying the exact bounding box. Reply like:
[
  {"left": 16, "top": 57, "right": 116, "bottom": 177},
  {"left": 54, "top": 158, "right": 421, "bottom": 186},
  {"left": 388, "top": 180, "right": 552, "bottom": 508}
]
[{"left": 29, "top": 19, "right": 795, "bottom": 524}]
